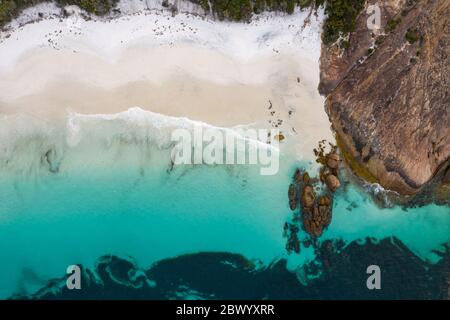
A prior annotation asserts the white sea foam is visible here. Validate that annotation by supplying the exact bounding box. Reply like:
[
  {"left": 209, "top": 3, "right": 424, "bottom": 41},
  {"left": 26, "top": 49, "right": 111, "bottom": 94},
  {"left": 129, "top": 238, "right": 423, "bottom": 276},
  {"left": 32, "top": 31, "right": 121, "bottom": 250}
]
[
  {"left": 67, "top": 107, "right": 277, "bottom": 149},
  {"left": 0, "top": 108, "right": 279, "bottom": 176},
  {"left": 363, "top": 182, "right": 399, "bottom": 207}
]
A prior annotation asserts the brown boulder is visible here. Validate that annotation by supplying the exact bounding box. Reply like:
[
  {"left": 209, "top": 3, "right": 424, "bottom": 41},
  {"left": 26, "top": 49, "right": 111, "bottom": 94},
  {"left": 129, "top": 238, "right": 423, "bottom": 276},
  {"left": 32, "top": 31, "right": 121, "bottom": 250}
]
[
  {"left": 318, "top": 196, "right": 332, "bottom": 227},
  {"left": 319, "top": 195, "right": 331, "bottom": 206},
  {"left": 274, "top": 133, "right": 285, "bottom": 142},
  {"left": 326, "top": 153, "right": 341, "bottom": 169},
  {"left": 303, "top": 172, "right": 310, "bottom": 184},
  {"left": 301, "top": 185, "right": 315, "bottom": 209},
  {"left": 325, "top": 174, "right": 341, "bottom": 192},
  {"left": 320, "top": 167, "right": 331, "bottom": 183},
  {"left": 302, "top": 199, "right": 332, "bottom": 238}
]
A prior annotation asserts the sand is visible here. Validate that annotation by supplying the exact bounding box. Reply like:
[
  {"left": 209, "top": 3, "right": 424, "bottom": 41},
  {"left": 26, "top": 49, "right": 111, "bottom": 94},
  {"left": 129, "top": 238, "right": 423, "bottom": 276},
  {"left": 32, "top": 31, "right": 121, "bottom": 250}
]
[{"left": 0, "top": 4, "right": 333, "bottom": 161}]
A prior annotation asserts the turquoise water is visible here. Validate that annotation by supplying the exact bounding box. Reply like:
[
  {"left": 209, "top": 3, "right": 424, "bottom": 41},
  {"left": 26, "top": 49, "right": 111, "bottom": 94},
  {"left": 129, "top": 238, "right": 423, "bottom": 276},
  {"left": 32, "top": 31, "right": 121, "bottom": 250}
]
[
  {"left": 0, "top": 110, "right": 448, "bottom": 298},
  {"left": 0, "top": 160, "right": 290, "bottom": 297}
]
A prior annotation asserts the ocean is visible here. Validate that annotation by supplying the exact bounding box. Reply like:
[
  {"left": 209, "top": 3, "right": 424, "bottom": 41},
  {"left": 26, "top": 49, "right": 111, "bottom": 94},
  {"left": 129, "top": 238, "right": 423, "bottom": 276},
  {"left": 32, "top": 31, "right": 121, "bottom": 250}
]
[{"left": 0, "top": 108, "right": 448, "bottom": 299}]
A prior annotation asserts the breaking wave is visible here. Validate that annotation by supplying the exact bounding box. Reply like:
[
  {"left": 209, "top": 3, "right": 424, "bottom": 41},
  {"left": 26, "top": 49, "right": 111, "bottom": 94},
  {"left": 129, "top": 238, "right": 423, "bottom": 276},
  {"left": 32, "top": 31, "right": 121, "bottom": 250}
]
[{"left": 0, "top": 107, "right": 277, "bottom": 176}]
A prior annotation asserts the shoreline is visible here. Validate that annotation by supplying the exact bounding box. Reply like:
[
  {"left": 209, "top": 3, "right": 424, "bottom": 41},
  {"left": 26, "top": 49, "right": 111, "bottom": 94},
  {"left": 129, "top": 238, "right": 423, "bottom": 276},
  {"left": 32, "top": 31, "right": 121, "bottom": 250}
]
[{"left": 0, "top": 6, "right": 332, "bottom": 163}]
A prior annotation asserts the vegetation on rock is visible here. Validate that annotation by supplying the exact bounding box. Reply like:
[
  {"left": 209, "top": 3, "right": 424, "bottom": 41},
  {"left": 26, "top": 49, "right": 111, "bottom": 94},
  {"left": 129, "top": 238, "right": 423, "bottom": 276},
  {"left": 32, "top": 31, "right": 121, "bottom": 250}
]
[
  {"left": 386, "top": 17, "right": 401, "bottom": 31},
  {"left": 335, "top": 134, "right": 378, "bottom": 184},
  {"left": 1, "top": 0, "right": 118, "bottom": 27},
  {"left": 321, "top": 0, "right": 365, "bottom": 45},
  {"left": 0, "top": 0, "right": 18, "bottom": 25},
  {"left": 405, "top": 28, "right": 420, "bottom": 44}
]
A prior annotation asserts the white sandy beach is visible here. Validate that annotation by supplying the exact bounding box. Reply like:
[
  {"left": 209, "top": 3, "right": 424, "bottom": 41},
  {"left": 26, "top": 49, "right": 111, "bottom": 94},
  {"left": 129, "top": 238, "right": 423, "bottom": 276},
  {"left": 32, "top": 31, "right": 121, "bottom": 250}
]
[{"left": 0, "top": 1, "right": 333, "bottom": 161}]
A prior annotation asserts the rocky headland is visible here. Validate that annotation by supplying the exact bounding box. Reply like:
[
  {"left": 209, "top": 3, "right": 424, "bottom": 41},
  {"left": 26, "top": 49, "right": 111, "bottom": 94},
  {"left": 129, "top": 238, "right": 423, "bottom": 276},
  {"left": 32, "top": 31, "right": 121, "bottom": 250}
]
[{"left": 319, "top": 0, "right": 449, "bottom": 200}]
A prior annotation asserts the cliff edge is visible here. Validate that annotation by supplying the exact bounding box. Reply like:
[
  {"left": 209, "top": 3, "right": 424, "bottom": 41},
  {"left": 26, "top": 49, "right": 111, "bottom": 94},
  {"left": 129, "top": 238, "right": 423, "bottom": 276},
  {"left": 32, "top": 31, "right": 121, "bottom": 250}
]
[{"left": 320, "top": 0, "right": 449, "bottom": 195}]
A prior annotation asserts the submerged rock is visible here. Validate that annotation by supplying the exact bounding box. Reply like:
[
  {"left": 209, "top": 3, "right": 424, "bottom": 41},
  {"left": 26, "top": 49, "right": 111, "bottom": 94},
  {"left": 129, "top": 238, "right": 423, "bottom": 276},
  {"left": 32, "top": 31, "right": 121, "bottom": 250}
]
[
  {"left": 294, "top": 169, "right": 302, "bottom": 183},
  {"left": 302, "top": 195, "right": 332, "bottom": 238},
  {"left": 302, "top": 208, "right": 321, "bottom": 238},
  {"left": 283, "top": 222, "right": 289, "bottom": 238},
  {"left": 301, "top": 185, "right": 315, "bottom": 209},
  {"left": 286, "top": 223, "right": 300, "bottom": 254},
  {"left": 288, "top": 184, "right": 298, "bottom": 210}
]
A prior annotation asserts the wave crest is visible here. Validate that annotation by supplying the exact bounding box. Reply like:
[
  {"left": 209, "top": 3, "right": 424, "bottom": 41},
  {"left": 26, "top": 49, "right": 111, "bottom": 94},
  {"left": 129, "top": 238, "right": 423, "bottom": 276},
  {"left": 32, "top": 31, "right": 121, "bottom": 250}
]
[{"left": 0, "top": 107, "right": 275, "bottom": 175}]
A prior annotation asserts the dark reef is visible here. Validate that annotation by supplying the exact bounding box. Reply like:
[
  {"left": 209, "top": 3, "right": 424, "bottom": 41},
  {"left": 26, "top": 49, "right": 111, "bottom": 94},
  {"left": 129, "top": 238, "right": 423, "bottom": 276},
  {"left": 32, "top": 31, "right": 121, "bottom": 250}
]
[{"left": 11, "top": 237, "right": 449, "bottom": 300}]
